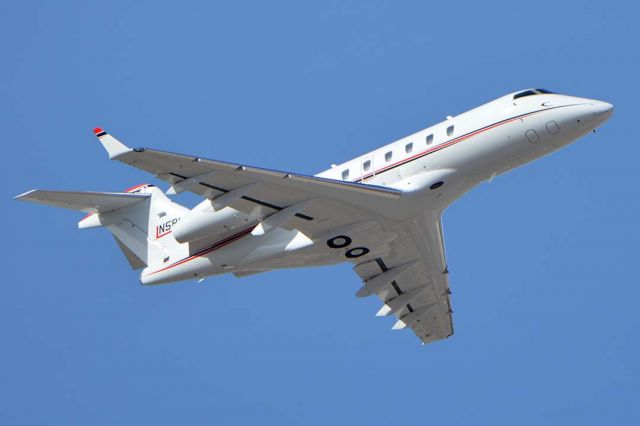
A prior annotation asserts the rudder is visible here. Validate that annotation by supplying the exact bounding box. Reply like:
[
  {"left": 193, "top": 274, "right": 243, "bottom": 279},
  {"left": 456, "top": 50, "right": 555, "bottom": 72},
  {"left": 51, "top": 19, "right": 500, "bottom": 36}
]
[{"left": 100, "top": 184, "right": 190, "bottom": 268}]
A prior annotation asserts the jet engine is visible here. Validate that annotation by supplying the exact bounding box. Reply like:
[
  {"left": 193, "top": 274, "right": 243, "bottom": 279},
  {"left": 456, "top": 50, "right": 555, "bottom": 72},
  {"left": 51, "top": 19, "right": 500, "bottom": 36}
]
[{"left": 172, "top": 199, "right": 256, "bottom": 243}]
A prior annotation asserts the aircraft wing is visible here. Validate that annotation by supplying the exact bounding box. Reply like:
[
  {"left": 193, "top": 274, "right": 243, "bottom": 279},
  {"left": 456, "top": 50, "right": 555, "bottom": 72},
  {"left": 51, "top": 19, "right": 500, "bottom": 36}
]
[
  {"left": 94, "top": 128, "right": 414, "bottom": 239},
  {"left": 95, "top": 129, "right": 454, "bottom": 344},
  {"left": 353, "top": 212, "right": 453, "bottom": 344}
]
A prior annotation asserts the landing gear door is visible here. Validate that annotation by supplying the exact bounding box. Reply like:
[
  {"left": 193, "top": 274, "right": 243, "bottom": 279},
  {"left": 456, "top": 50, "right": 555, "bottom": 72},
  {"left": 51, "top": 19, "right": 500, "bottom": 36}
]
[{"left": 361, "top": 156, "right": 374, "bottom": 180}]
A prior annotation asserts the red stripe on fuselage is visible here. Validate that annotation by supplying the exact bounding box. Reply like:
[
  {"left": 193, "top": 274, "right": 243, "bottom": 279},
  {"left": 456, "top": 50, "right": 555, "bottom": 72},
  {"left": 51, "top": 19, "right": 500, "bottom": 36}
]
[
  {"left": 354, "top": 106, "right": 568, "bottom": 182},
  {"left": 155, "top": 228, "right": 172, "bottom": 239},
  {"left": 144, "top": 225, "right": 257, "bottom": 276},
  {"left": 125, "top": 183, "right": 150, "bottom": 193}
]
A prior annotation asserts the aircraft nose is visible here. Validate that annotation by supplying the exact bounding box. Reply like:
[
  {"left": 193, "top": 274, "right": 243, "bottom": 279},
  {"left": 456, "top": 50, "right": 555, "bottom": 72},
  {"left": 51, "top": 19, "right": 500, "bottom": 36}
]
[
  {"left": 581, "top": 99, "right": 613, "bottom": 128},
  {"left": 592, "top": 100, "right": 614, "bottom": 116}
]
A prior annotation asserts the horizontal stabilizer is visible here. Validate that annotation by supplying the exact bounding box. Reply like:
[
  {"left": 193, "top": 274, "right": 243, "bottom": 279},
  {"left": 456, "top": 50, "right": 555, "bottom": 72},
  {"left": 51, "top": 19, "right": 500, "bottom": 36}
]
[{"left": 15, "top": 189, "right": 149, "bottom": 213}]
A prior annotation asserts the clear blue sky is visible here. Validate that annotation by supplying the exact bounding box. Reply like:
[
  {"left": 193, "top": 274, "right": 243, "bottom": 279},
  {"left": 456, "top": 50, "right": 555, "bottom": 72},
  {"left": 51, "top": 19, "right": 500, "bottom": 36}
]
[{"left": 2, "top": 1, "right": 638, "bottom": 424}]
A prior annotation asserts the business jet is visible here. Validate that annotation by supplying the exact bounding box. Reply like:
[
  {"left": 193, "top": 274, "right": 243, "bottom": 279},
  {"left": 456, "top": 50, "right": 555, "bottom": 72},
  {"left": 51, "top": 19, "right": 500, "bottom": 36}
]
[{"left": 16, "top": 89, "right": 613, "bottom": 344}]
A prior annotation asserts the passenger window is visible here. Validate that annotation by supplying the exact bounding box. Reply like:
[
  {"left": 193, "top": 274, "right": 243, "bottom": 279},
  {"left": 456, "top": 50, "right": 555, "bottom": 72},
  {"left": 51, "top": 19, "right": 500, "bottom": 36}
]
[
  {"left": 405, "top": 142, "right": 413, "bottom": 154},
  {"left": 447, "top": 125, "right": 454, "bottom": 136},
  {"left": 341, "top": 169, "right": 349, "bottom": 180},
  {"left": 385, "top": 151, "right": 393, "bottom": 162},
  {"left": 426, "top": 134, "right": 434, "bottom": 145},
  {"left": 363, "top": 160, "right": 371, "bottom": 171}
]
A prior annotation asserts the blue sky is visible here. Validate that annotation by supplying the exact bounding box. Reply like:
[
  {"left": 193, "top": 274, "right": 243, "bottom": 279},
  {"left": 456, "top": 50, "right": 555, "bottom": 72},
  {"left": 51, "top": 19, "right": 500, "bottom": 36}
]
[{"left": 2, "top": 1, "right": 638, "bottom": 424}]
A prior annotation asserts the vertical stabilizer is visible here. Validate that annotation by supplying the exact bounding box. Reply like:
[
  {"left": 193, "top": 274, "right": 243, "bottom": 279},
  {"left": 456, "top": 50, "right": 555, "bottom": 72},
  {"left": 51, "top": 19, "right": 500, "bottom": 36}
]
[
  {"left": 16, "top": 184, "right": 191, "bottom": 270},
  {"left": 101, "top": 184, "right": 190, "bottom": 268}
]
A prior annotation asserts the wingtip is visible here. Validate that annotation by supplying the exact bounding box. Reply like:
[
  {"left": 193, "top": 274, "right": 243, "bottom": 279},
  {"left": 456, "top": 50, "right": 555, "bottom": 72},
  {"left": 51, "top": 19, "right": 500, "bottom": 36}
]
[
  {"left": 93, "top": 128, "right": 131, "bottom": 159},
  {"left": 93, "top": 127, "right": 108, "bottom": 137},
  {"left": 14, "top": 189, "right": 37, "bottom": 200}
]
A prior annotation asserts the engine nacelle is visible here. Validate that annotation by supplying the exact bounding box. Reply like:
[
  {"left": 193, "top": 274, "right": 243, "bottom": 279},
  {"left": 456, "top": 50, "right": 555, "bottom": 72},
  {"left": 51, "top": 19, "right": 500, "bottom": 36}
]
[{"left": 172, "top": 199, "right": 255, "bottom": 243}]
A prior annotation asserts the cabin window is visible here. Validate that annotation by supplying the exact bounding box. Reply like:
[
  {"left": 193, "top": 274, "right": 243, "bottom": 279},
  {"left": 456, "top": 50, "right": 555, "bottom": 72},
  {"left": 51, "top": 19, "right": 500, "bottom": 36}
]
[
  {"left": 385, "top": 151, "right": 393, "bottom": 162},
  {"left": 447, "top": 125, "right": 454, "bottom": 136},
  {"left": 405, "top": 142, "right": 413, "bottom": 154},
  {"left": 426, "top": 134, "right": 434, "bottom": 145},
  {"left": 341, "top": 169, "right": 350, "bottom": 180},
  {"left": 363, "top": 160, "right": 371, "bottom": 171}
]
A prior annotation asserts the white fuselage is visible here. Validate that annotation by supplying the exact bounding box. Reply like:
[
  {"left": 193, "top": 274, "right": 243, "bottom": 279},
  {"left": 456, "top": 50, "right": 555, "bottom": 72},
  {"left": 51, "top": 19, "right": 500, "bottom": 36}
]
[
  {"left": 139, "top": 90, "right": 613, "bottom": 285},
  {"left": 317, "top": 91, "right": 612, "bottom": 207}
]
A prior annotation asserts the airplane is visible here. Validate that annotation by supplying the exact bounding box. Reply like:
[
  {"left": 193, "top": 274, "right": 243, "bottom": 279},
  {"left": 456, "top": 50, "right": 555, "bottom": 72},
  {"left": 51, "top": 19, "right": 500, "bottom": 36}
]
[{"left": 15, "top": 89, "right": 613, "bottom": 344}]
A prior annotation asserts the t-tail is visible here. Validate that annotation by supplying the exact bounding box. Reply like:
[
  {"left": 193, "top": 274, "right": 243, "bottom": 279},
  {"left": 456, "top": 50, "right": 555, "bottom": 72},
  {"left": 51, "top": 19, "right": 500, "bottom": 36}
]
[
  {"left": 16, "top": 184, "right": 189, "bottom": 277},
  {"left": 15, "top": 130, "right": 190, "bottom": 280}
]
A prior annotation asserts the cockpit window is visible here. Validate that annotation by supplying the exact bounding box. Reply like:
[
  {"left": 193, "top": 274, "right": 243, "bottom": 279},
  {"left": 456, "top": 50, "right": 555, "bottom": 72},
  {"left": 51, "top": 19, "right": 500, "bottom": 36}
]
[
  {"left": 513, "top": 88, "right": 556, "bottom": 100},
  {"left": 513, "top": 90, "right": 538, "bottom": 100}
]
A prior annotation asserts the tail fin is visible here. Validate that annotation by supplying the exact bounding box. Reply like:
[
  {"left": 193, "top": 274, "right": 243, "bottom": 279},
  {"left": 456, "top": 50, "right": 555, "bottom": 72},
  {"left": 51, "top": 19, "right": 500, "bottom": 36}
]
[{"left": 16, "top": 184, "right": 189, "bottom": 269}]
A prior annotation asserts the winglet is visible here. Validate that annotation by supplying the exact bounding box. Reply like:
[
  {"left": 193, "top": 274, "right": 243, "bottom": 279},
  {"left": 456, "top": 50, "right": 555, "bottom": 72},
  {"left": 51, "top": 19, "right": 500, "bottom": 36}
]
[{"left": 93, "top": 127, "right": 131, "bottom": 159}]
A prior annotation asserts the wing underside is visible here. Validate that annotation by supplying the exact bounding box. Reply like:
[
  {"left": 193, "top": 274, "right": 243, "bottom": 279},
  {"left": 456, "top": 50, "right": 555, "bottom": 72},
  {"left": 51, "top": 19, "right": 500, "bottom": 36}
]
[{"left": 353, "top": 213, "right": 453, "bottom": 344}]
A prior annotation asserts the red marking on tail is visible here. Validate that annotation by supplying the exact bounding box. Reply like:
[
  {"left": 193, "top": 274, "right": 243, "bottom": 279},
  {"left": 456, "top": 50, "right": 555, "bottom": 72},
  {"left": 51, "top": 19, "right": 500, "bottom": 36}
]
[{"left": 124, "top": 183, "right": 149, "bottom": 193}]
